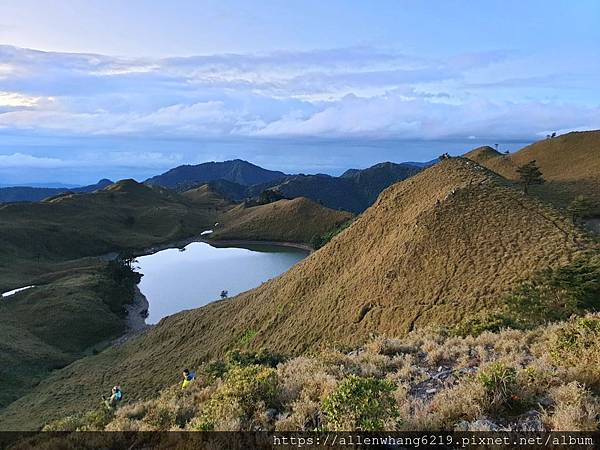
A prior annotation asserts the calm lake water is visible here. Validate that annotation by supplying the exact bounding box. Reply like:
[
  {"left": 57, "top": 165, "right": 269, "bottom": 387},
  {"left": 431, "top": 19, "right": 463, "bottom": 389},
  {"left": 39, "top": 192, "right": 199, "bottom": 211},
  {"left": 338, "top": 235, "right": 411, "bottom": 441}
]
[{"left": 136, "top": 241, "right": 308, "bottom": 324}]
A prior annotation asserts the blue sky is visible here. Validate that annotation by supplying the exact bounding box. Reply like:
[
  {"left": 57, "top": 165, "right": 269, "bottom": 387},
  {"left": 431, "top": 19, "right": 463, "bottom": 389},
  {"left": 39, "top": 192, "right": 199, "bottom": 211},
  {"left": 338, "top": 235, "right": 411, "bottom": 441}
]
[{"left": 0, "top": 0, "right": 599, "bottom": 183}]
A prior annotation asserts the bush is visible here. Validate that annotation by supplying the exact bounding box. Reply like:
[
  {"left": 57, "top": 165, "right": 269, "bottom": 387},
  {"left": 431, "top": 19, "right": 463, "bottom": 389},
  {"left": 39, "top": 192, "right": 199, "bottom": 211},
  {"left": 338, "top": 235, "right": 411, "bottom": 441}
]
[
  {"left": 78, "top": 406, "right": 115, "bottom": 431},
  {"left": 227, "top": 349, "right": 287, "bottom": 368},
  {"left": 550, "top": 317, "right": 600, "bottom": 387},
  {"left": 552, "top": 317, "right": 600, "bottom": 357},
  {"left": 543, "top": 382, "right": 599, "bottom": 431},
  {"left": 322, "top": 375, "right": 399, "bottom": 431},
  {"left": 142, "top": 402, "right": 177, "bottom": 430},
  {"left": 191, "top": 365, "right": 279, "bottom": 431},
  {"left": 476, "top": 363, "right": 517, "bottom": 408},
  {"left": 42, "top": 415, "right": 86, "bottom": 431},
  {"left": 310, "top": 219, "right": 354, "bottom": 250},
  {"left": 567, "top": 196, "right": 594, "bottom": 223},
  {"left": 43, "top": 406, "right": 114, "bottom": 431},
  {"left": 454, "top": 314, "right": 518, "bottom": 337},
  {"left": 456, "top": 253, "right": 600, "bottom": 334}
]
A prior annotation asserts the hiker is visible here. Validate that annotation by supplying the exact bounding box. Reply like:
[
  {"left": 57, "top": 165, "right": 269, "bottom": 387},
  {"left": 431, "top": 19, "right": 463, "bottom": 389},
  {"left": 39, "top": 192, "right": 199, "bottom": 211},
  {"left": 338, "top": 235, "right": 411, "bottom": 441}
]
[
  {"left": 102, "top": 385, "right": 123, "bottom": 410},
  {"left": 181, "top": 368, "right": 196, "bottom": 389}
]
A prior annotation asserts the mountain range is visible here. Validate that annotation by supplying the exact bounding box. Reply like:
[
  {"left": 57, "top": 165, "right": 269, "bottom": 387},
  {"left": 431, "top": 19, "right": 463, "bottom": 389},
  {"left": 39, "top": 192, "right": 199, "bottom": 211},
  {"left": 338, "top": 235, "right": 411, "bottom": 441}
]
[
  {"left": 146, "top": 159, "right": 426, "bottom": 213},
  {"left": 0, "top": 131, "right": 599, "bottom": 430},
  {"left": 0, "top": 179, "right": 113, "bottom": 203},
  {"left": 144, "top": 159, "right": 287, "bottom": 189},
  {"left": 1, "top": 158, "right": 426, "bottom": 213}
]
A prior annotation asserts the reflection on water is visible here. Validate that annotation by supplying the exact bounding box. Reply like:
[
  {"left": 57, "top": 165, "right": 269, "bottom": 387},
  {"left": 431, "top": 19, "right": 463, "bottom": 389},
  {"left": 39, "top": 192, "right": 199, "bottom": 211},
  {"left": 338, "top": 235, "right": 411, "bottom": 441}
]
[{"left": 136, "top": 241, "right": 308, "bottom": 324}]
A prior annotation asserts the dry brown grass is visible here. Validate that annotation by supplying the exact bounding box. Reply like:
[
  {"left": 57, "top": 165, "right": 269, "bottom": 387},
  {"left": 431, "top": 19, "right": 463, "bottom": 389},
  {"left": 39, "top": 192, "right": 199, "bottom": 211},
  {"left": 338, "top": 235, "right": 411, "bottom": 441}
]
[
  {"left": 211, "top": 197, "right": 353, "bottom": 244},
  {"left": 1, "top": 157, "right": 593, "bottom": 430},
  {"left": 465, "top": 130, "right": 600, "bottom": 213},
  {"left": 40, "top": 314, "right": 600, "bottom": 432},
  {"left": 542, "top": 382, "right": 599, "bottom": 431}
]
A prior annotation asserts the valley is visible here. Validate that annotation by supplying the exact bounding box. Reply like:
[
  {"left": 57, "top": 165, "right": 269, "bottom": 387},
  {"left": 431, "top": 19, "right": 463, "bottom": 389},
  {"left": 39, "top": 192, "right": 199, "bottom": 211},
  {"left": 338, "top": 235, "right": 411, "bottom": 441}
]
[{"left": 0, "top": 132, "right": 599, "bottom": 431}]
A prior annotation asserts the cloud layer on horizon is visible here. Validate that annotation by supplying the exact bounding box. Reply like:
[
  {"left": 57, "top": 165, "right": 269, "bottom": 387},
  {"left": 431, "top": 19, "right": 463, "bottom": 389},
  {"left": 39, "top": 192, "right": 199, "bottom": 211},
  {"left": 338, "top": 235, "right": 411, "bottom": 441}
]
[{"left": 0, "top": 44, "right": 599, "bottom": 144}]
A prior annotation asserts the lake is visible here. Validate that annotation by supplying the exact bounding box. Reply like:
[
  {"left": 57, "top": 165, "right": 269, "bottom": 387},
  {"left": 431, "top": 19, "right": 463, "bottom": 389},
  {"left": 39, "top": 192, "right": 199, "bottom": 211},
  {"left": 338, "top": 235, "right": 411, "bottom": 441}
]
[{"left": 136, "top": 241, "right": 309, "bottom": 324}]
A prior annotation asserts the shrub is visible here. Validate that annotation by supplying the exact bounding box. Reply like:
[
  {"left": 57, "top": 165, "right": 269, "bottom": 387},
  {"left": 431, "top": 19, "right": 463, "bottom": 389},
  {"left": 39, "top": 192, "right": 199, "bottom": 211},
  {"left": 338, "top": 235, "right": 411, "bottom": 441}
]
[
  {"left": 550, "top": 317, "right": 600, "bottom": 387},
  {"left": 78, "top": 406, "right": 115, "bottom": 430},
  {"left": 476, "top": 362, "right": 517, "bottom": 408},
  {"left": 458, "top": 254, "right": 600, "bottom": 334},
  {"left": 277, "top": 357, "right": 336, "bottom": 405},
  {"left": 322, "top": 375, "right": 399, "bottom": 431},
  {"left": 43, "top": 406, "right": 114, "bottom": 431},
  {"left": 275, "top": 399, "right": 323, "bottom": 431},
  {"left": 404, "top": 381, "right": 486, "bottom": 430},
  {"left": 203, "top": 360, "right": 229, "bottom": 381},
  {"left": 142, "top": 401, "right": 177, "bottom": 430},
  {"left": 543, "top": 382, "right": 599, "bottom": 431},
  {"left": 191, "top": 365, "right": 278, "bottom": 431},
  {"left": 310, "top": 219, "right": 354, "bottom": 250},
  {"left": 567, "top": 196, "right": 594, "bottom": 223},
  {"left": 42, "top": 415, "right": 86, "bottom": 431},
  {"left": 454, "top": 314, "right": 519, "bottom": 337},
  {"left": 551, "top": 317, "right": 600, "bottom": 357},
  {"left": 227, "top": 349, "right": 287, "bottom": 368}
]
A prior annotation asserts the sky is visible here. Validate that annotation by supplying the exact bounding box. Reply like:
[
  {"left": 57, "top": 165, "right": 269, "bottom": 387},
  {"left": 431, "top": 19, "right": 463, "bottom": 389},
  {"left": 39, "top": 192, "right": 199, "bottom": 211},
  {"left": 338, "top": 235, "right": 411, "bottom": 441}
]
[{"left": 0, "top": 0, "right": 599, "bottom": 184}]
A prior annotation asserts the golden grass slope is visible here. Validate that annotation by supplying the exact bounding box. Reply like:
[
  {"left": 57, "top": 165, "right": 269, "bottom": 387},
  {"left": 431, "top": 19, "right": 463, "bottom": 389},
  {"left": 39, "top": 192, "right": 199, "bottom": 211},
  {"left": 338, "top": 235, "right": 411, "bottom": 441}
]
[
  {"left": 0, "top": 158, "right": 592, "bottom": 430},
  {"left": 211, "top": 197, "right": 353, "bottom": 244},
  {"left": 465, "top": 130, "right": 600, "bottom": 212},
  {"left": 181, "top": 184, "right": 233, "bottom": 210}
]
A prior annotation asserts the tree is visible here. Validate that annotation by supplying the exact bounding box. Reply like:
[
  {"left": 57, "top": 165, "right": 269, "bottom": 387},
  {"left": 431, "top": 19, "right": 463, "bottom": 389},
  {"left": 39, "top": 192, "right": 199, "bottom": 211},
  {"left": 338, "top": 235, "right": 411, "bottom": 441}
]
[
  {"left": 516, "top": 160, "right": 544, "bottom": 194},
  {"left": 567, "top": 195, "right": 593, "bottom": 223}
]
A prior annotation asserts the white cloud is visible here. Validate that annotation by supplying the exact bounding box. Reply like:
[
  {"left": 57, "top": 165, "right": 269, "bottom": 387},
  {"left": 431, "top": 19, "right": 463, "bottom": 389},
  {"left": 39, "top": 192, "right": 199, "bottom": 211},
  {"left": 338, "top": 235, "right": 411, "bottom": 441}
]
[
  {"left": 0, "top": 151, "right": 183, "bottom": 169},
  {"left": 0, "top": 152, "right": 69, "bottom": 168},
  {"left": 0, "top": 45, "right": 598, "bottom": 140}
]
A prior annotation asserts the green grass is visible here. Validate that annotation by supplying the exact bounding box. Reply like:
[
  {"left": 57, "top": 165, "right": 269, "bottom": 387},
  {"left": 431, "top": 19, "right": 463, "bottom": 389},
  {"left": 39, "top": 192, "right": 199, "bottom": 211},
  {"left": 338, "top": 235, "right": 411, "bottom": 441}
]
[
  {"left": 0, "top": 269, "right": 128, "bottom": 408},
  {"left": 0, "top": 180, "right": 229, "bottom": 414},
  {"left": 0, "top": 180, "right": 223, "bottom": 292}
]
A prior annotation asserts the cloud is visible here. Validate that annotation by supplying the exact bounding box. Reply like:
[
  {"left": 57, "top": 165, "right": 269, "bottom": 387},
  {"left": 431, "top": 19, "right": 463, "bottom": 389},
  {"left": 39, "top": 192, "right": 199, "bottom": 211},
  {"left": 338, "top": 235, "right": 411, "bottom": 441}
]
[
  {"left": 0, "top": 152, "right": 68, "bottom": 168},
  {"left": 0, "top": 151, "right": 182, "bottom": 169},
  {"left": 0, "top": 45, "right": 598, "bottom": 141}
]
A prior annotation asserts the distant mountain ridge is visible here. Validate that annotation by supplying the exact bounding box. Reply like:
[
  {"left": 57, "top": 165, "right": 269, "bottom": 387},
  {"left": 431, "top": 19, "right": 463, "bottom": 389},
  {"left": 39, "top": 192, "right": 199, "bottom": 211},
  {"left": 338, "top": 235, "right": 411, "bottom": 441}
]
[
  {"left": 0, "top": 179, "right": 113, "bottom": 203},
  {"left": 146, "top": 159, "right": 424, "bottom": 213},
  {"left": 240, "top": 161, "right": 422, "bottom": 213},
  {"left": 145, "top": 159, "right": 287, "bottom": 189}
]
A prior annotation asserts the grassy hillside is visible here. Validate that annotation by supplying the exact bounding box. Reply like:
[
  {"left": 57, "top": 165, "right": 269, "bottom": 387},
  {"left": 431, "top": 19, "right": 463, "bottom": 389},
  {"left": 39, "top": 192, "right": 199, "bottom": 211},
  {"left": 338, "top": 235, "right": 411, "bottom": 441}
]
[
  {"left": 210, "top": 197, "right": 353, "bottom": 244},
  {"left": 0, "top": 181, "right": 230, "bottom": 415},
  {"left": 1, "top": 157, "right": 594, "bottom": 430},
  {"left": 465, "top": 131, "right": 600, "bottom": 213},
  {"left": 43, "top": 314, "right": 600, "bottom": 432},
  {"left": 0, "top": 179, "right": 224, "bottom": 292},
  {"left": 0, "top": 262, "right": 138, "bottom": 409},
  {"left": 181, "top": 184, "right": 234, "bottom": 210}
]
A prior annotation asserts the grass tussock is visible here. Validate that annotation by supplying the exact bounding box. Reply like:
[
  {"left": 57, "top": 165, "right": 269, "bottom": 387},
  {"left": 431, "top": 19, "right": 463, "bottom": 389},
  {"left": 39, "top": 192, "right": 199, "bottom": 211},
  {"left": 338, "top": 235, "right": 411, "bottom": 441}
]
[{"left": 46, "top": 315, "right": 600, "bottom": 432}]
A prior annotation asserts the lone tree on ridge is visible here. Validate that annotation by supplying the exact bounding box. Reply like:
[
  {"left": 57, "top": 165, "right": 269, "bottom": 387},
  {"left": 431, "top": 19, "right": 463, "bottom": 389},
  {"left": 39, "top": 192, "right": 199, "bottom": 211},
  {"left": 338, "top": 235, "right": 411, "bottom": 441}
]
[{"left": 516, "top": 160, "right": 545, "bottom": 195}]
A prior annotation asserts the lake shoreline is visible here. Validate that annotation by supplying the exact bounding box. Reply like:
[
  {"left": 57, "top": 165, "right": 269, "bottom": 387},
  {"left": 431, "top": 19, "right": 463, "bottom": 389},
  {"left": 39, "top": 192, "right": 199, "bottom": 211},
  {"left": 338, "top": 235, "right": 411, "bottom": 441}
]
[
  {"left": 134, "top": 236, "right": 309, "bottom": 324},
  {"left": 200, "top": 238, "right": 313, "bottom": 253},
  {"left": 134, "top": 234, "right": 313, "bottom": 258},
  {"left": 113, "top": 286, "right": 152, "bottom": 346}
]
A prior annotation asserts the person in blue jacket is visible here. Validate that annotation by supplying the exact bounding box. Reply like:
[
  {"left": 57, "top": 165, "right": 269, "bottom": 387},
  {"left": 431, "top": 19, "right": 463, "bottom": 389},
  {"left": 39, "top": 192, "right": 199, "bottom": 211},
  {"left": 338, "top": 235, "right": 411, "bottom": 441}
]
[
  {"left": 181, "top": 368, "right": 196, "bottom": 389},
  {"left": 102, "top": 385, "right": 123, "bottom": 410}
]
